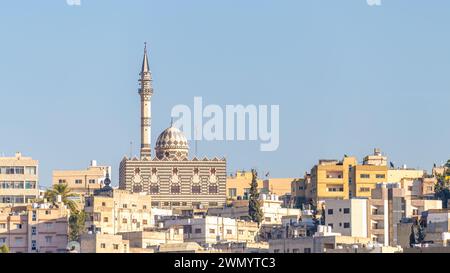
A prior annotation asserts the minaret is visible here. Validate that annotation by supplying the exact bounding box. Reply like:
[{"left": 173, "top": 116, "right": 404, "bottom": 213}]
[{"left": 139, "top": 43, "right": 153, "bottom": 159}]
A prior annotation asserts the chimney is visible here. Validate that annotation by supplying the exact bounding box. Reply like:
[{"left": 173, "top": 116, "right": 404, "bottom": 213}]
[
  {"left": 15, "top": 152, "right": 22, "bottom": 159},
  {"left": 91, "top": 160, "right": 97, "bottom": 167}
]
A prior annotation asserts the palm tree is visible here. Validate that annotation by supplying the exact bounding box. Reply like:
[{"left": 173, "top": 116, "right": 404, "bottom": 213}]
[{"left": 44, "top": 184, "right": 78, "bottom": 213}]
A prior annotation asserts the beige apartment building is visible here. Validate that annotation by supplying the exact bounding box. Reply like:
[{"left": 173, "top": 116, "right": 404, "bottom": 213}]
[
  {"left": 84, "top": 177, "right": 154, "bottom": 235},
  {"left": 0, "top": 152, "right": 39, "bottom": 207},
  {"left": 226, "top": 171, "right": 299, "bottom": 201},
  {"left": 291, "top": 174, "right": 311, "bottom": 207},
  {"left": 369, "top": 183, "right": 441, "bottom": 246},
  {"left": 323, "top": 182, "right": 441, "bottom": 247},
  {"left": 0, "top": 202, "right": 70, "bottom": 253},
  {"left": 268, "top": 226, "right": 372, "bottom": 253},
  {"left": 324, "top": 199, "right": 368, "bottom": 238},
  {"left": 52, "top": 160, "right": 111, "bottom": 195},
  {"left": 262, "top": 178, "right": 297, "bottom": 197},
  {"left": 310, "top": 149, "right": 393, "bottom": 204},
  {"left": 80, "top": 233, "right": 130, "bottom": 253},
  {"left": 226, "top": 171, "right": 264, "bottom": 200},
  {"left": 163, "top": 216, "right": 259, "bottom": 246},
  {"left": 310, "top": 157, "right": 356, "bottom": 203},
  {"left": 387, "top": 167, "right": 425, "bottom": 183},
  {"left": 120, "top": 226, "right": 184, "bottom": 249},
  {"left": 209, "top": 194, "right": 302, "bottom": 226}
]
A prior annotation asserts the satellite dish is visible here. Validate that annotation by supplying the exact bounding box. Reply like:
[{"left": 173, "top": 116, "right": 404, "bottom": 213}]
[{"left": 66, "top": 241, "right": 81, "bottom": 253}]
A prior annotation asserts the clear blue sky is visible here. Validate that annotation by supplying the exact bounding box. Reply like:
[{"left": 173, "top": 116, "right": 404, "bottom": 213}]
[{"left": 1, "top": 0, "right": 449, "bottom": 187}]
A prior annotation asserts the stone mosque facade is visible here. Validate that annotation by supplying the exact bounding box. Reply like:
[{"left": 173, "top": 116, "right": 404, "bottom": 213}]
[{"left": 119, "top": 45, "right": 226, "bottom": 210}]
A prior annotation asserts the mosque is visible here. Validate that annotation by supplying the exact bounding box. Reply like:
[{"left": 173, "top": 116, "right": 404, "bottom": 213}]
[{"left": 119, "top": 45, "right": 227, "bottom": 210}]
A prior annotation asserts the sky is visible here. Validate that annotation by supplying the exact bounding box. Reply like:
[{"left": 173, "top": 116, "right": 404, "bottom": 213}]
[{"left": 0, "top": 0, "right": 450, "bottom": 188}]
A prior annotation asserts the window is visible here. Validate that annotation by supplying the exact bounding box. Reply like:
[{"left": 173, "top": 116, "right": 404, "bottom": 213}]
[
  {"left": 58, "top": 179, "right": 66, "bottom": 184},
  {"left": 226, "top": 229, "right": 232, "bottom": 235},
  {"left": 343, "top": 208, "right": 350, "bottom": 214},
  {"left": 209, "top": 229, "right": 216, "bottom": 234},
  {"left": 113, "top": 244, "right": 119, "bottom": 250},
  {"left": 25, "top": 181, "right": 36, "bottom": 189},
  {"left": 327, "top": 186, "right": 344, "bottom": 192},
  {"left": 15, "top": 237, "right": 23, "bottom": 243},
  {"left": 122, "top": 219, "right": 127, "bottom": 224},
  {"left": 326, "top": 171, "right": 343, "bottom": 179},
  {"left": 228, "top": 188, "right": 237, "bottom": 197},
  {"left": 31, "top": 240, "right": 37, "bottom": 251},
  {"left": 0, "top": 223, "right": 5, "bottom": 229},
  {"left": 89, "top": 179, "right": 96, "bottom": 184},
  {"left": 143, "top": 220, "right": 148, "bottom": 225},
  {"left": 192, "top": 185, "right": 201, "bottom": 194},
  {"left": 344, "top": 222, "right": 351, "bottom": 228},
  {"left": 360, "top": 174, "right": 370, "bottom": 179},
  {"left": 304, "top": 248, "right": 311, "bottom": 253},
  {"left": 328, "top": 224, "right": 333, "bottom": 228},
  {"left": 360, "top": 187, "right": 370, "bottom": 192},
  {"left": 0, "top": 238, "right": 6, "bottom": 244},
  {"left": 123, "top": 204, "right": 128, "bottom": 209},
  {"left": 102, "top": 202, "right": 106, "bottom": 207},
  {"left": 45, "top": 236, "right": 52, "bottom": 244},
  {"left": 31, "top": 226, "right": 37, "bottom": 235},
  {"left": 327, "top": 209, "right": 333, "bottom": 215},
  {"left": 16, "top": 224, "right": 22, "bottom": 229},
  {"left": 100, "top": 243, "right": 106, "bottom": 249},
  {"left": 171, "top": 185, "right": 181, "bottom": 194},
  {"left": 209, "top": 186, "right": 218, "bottom": 194},
  {"left": 195, "top": 228, "right": 202, "bottom": 234},
  {"left": 408, "top": 186, "right": 413, "bottom": 191},
  {"left": 45, "top": 210, "right": 51, "bottom": 215},
  {"left": 151, "top": 202, "right": 159, "bottom": 207},
  {"left": 274, "top": 249, "right": 280, "bottom": 253},
  {"left": 238, "top": 230, "right": 244, "bottom": 235},
  {"left": 25, "top": 167, "right": 37, "bottom": 175},
  {"left": 149, "top": 185, "right": 159, "bottom": 194},
  {"left": 172, "top": 202, "right": 181, "bottom": 207},
  {"left": 376, "top": 174, "right": 385, "bottom": 179},
  {"left": 14, "top": 167, "right": 24, "bottom": 174},
  {"left": 45, "top": 223, "right": 53, "bottom": 228},
  {"left": 208, "top": 202, "right": 218, "bottom": 207},
  {"left": 143, "top": 205, "right": 147, "bottom": 209},
  {"left": 103, "top": 217, "right": 108, "bottom": 222},
  {"left": 264, "top": 217, "right": 271, "bottom": 222},
  {"left": 75, "top": 179, "right": 82, "bottom": 184}
]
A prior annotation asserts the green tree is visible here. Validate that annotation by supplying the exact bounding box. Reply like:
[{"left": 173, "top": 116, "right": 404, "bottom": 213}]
[
  {"left": 45, "top": 184, "right": 78, "bottom": 213},
  {"left": 248, "top": 169, "right": 263, "bottom": 225},
  {"left": 435, "top": 174, "right": 450, "bottom": 209},
  {"left": 0, "top": 244, "right": 10, "bottom": 253},
  {"left": 409, "top": 217, "right": 426, "bottom": 247},
  {"left": 69, "top": 210, "right": 86, "bottom": 242}
]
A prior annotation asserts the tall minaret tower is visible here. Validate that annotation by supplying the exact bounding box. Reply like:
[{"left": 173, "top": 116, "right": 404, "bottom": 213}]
[{"left": 139, "top": 43, "right": 153, "bottom": 159}]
